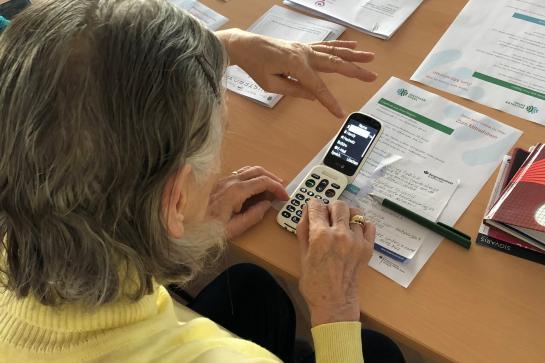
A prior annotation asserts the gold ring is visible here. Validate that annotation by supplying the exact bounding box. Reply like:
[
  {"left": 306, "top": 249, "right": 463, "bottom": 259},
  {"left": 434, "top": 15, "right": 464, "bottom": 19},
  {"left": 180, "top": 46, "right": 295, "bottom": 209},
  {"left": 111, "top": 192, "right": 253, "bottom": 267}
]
[{"left": 349, "top": 214, "right": 366, "bottom": 226}]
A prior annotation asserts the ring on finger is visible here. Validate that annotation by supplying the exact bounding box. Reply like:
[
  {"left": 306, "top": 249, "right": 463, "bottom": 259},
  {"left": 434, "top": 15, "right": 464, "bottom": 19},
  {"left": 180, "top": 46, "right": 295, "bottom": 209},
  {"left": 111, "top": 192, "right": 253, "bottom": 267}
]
[
  {"left": 231, "top": 166, "right": 251, "bottom": 176},
  {"left": 349, "top": 214, "right": 366, "bottom": 227}
]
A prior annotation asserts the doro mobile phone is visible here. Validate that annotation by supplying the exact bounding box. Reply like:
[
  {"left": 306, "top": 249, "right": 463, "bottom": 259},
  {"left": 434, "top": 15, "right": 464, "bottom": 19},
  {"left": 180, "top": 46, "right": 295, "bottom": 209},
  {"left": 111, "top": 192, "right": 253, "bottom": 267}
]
[{"left": 277, "top": 112, "right": 383, "bottom": 233}]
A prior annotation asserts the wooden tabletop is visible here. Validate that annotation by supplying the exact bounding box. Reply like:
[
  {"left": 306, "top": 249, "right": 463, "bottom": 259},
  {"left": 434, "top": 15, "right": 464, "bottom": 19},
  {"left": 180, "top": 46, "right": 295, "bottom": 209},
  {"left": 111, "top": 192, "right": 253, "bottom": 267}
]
[{"left": 201, "top": 0, "right": 545, "bottom": 361}]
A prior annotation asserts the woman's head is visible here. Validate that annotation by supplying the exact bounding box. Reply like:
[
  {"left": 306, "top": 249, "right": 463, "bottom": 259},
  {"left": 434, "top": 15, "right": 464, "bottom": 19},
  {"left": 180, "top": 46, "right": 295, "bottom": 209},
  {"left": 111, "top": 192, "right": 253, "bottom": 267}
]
[{"left": 0, "top": 0, "right": 226, "bottom": 305}]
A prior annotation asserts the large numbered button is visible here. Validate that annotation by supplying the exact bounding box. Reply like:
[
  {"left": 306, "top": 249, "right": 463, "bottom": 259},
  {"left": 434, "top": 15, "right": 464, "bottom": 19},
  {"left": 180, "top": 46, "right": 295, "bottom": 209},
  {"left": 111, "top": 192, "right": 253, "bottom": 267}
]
[
  {"left": 296, "top": 210, "right": 303, "bottom": 217},
  {"left": 325, "top": 189, "right": 336, "bottom": 198},
  {"left": 287, "top": 205, "right": 296, "bottom": 212},
  {"left": 291, "top": 216, "right": 300, "bottom": 223},
  {"left": 295, "top": 193, "right": 305, "bottom": 201},
  {"left": 282, "top": 211, "right": 291, "bottom": 218},
  {"left": 291, "top": 199, "right": 300, "bottom": 206}
]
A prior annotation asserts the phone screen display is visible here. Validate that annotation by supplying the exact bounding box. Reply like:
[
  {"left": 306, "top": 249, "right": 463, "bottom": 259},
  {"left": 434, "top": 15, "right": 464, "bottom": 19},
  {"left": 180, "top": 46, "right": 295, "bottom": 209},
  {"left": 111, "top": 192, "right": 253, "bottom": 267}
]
[{"left": 323, "top": 114, "right": 381, "bottom": 176}]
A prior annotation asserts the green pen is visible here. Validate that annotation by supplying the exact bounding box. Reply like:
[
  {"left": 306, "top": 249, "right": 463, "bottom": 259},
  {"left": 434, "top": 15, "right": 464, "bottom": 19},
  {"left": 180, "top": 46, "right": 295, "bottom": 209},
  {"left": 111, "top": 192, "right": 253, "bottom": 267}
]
[{"left": 369, "top": 193, "right": 472, "bottom": 249}]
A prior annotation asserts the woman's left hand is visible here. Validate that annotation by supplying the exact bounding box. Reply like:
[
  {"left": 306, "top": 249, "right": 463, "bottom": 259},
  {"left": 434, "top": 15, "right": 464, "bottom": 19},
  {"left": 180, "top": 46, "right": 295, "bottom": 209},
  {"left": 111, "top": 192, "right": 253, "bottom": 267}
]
[
  {"left": 207, "top": 166, "right": 289, "bottom": 239},
  {"left": 216, "top": 29, "right": 377, "bottom": 118}
]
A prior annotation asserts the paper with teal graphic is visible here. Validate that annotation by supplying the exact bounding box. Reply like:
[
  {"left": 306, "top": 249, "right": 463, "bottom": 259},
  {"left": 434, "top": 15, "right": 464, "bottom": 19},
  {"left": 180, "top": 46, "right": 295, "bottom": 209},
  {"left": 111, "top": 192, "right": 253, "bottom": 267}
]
[
  {"left": 411, "top": 0, "right": 545, "bottom": 125},
  {"left": 282, "top": 77, "right": 521, "bottom": 287}
]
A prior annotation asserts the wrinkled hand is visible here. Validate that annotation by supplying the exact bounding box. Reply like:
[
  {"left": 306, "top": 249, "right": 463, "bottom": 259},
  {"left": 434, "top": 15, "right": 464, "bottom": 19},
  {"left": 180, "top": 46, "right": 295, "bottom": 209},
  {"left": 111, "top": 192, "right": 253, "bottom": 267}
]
[
  {"left": 296, "top": 199, "right": 375, "bottom": 327},
  {"left": 208, "top": 166, "right": 289, "bottom": 239},
  {"left": 216, "top": 29, "right": 377, "bottom": 118}
]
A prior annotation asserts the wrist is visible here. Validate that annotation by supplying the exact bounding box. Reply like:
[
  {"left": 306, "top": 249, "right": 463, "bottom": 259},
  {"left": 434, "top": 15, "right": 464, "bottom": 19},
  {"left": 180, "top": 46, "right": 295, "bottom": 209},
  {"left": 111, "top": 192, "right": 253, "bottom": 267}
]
[
  {"left": 215, "top": 28, "right": 247, "bottom": 66},
  {"left": 309, "top": 304, "right": 361, "bottom": 327}
]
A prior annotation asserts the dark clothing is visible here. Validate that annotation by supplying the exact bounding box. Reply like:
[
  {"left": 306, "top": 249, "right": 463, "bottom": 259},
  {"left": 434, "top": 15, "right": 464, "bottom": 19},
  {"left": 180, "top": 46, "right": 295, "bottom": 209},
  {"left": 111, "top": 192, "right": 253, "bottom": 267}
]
[{"left": 170, "top": 263, "right": 405, "bottom": 363}]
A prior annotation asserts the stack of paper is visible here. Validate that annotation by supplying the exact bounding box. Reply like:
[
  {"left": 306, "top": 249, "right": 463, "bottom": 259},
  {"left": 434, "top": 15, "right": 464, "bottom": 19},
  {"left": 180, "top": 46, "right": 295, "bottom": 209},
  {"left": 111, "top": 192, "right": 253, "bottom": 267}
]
[
  {"left": 225, "top": 6, "right": 346, "bottom": 108},
  {"left": 283, "top": 0, "right": 423, "bottom": 40},
  {"left": 367, "top": 160, "right": 460, "bottom": 263},
  {"left": 170, "top": 0, "right": 228, "bottom": 31}
]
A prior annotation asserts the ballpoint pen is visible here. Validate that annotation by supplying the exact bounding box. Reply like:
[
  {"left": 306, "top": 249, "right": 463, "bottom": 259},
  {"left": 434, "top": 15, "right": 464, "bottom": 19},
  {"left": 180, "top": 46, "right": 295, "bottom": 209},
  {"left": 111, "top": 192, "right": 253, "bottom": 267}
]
[{"left": 369, "top": 193, "right": 472, "bottom": 249}]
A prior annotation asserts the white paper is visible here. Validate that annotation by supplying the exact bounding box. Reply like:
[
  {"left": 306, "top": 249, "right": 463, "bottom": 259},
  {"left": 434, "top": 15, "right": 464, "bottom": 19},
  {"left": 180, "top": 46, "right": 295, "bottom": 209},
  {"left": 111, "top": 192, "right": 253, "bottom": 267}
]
[
  {"left": 225, "top": 6, "right": 346, "bottom": 108},
  {"left": 411, "top": 0, "right": 545, "bottom": 125},
  {"left": 170, "top": 0, "right": 228, "bottom": 31},
  {"left": 284, "top": 0, "right": 423, "bottom": 39},
  {"left": 283, "top": 77, "right": 521, "bottom": 287},
  {"left": 366, "top": 160, "right": 459, "bottom": 221}
]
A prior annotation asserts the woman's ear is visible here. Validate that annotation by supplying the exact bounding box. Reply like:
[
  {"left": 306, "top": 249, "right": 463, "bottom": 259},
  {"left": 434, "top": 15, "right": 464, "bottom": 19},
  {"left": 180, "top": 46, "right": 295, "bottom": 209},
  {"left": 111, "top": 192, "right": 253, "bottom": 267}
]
[{"left": 161, "top": 164, "right": 193, "bottom": 239}]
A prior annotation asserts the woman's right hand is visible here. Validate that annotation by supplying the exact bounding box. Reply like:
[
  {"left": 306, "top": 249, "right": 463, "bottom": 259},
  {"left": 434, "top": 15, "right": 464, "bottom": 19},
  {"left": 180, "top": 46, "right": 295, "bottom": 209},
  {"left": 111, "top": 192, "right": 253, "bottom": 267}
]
[{"left": 296, "top": 199, "right": 375, "bottom": 327}]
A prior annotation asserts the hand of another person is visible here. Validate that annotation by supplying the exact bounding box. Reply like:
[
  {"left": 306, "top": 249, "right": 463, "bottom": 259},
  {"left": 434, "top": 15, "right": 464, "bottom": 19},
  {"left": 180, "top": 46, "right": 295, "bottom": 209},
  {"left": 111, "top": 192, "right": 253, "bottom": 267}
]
[
  {"left": 208, "top": 166, "right": 289, "bottom": 239},
  {"left": 296, "top": 199, "right": 375, "bottom": 327},
  {"left": 216, "top": 29, "right": 377, "bottom": 118}
]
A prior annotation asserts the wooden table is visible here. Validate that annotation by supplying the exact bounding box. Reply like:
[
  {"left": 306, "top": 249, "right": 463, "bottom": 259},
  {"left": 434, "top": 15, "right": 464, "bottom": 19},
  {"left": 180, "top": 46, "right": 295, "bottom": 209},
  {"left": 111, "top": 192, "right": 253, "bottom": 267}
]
[{"left": 201, "top": 0, "right": 545, "bottom": 361}]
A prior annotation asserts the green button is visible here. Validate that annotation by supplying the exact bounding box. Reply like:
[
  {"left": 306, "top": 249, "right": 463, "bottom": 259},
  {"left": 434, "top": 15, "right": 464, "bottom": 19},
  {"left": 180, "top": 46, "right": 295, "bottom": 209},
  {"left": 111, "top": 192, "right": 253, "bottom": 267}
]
[{"left": 305, "top": 179, "right": 315, "bottom": 188}]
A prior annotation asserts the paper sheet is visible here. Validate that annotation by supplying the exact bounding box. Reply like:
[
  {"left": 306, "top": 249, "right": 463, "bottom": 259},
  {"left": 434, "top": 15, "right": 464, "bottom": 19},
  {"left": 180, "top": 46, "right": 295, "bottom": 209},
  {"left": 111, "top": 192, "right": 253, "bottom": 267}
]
[
  {"left": 363, "top": 160, "right": 459, "bottom": 222},
  {"left": 170, "top": 0, "right": 228, "bottom": 30},
  {"left": 411, "top": 0, "right": 545, "bottom": 125},
  {"left": 225, "top": 6, "right": 346, "bottom": 108},
  {"left": 284, "top": 0, "right": 423, "bottom": 39},
  {"left": 283, "top": 77, "right": 522, "bottom": 287}
]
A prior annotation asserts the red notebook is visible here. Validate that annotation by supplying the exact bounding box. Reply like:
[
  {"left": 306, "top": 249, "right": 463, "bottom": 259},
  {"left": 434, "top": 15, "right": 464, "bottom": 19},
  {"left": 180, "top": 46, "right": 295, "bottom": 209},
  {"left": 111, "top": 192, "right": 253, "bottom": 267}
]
[{"left": 486, "top": 144, "right": 545, "bottom": 245}]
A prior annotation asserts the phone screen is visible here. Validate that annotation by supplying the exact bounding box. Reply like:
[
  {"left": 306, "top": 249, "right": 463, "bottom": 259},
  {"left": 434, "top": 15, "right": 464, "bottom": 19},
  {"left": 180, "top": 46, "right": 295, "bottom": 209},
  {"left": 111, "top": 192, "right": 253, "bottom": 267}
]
[{"left": 323, "top": 114, "right": 381, "bottom": 176}]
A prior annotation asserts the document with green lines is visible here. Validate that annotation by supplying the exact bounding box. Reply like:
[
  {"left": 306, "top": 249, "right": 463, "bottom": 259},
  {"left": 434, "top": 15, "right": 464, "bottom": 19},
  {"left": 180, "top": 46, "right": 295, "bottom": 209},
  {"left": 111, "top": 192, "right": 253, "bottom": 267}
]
[
  {"left": 411, "top": 0, "right": 545, "bottom": 125},
  {"left": 282, "top": 77, "right": 521, "bottom": 287}
]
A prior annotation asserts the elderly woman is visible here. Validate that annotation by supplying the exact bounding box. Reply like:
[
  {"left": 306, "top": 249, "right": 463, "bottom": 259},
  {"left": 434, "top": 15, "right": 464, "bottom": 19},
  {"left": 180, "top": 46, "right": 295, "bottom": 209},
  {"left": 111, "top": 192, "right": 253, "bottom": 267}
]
[{"left": 0, "top": 1, "right": 404, "bottom": 362}]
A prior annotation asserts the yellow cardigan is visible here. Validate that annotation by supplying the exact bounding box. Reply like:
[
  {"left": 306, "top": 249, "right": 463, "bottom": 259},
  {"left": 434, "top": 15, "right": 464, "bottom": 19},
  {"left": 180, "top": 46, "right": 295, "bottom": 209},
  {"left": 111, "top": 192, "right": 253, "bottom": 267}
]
[{"left": 0, "top": 284, "right": 363, "bottom": 362}]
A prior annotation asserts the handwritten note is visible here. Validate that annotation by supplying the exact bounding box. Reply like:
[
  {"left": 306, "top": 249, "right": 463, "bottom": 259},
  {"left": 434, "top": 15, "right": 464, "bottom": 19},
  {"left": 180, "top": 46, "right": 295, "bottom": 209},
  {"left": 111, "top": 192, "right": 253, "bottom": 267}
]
[{"left": 365, "top": 160, "right": 459, "bottom": 221}]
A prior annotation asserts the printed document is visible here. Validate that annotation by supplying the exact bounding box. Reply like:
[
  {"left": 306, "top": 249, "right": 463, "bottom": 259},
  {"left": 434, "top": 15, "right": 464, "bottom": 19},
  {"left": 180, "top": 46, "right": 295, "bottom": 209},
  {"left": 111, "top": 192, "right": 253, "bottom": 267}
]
[
  {"left": 225, "top": 6, "right": 345, "bottom": 108},
  {"left": 284, "top": 0, "right": 423, "bottom": 39},
  {"left": 170, "top": 0, "right": 228, "bottom": 30},
  {"left": 412, "top": 0, "right": 545, "bottom": 125},
  {"left": 284, "top": 77, "right": 521, "bottom": 287}
]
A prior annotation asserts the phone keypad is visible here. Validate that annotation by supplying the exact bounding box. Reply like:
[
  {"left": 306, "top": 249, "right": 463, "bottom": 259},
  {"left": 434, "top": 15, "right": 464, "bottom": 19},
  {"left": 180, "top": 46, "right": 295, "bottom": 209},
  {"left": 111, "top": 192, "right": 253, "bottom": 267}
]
[{"left": 280, "top": 176, "right": 340, "bottom": 229}]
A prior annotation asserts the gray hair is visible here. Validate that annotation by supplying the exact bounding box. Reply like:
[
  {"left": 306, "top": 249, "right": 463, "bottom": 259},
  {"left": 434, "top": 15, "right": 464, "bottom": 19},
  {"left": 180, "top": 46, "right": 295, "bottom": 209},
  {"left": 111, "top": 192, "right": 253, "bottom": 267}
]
[{"left": 0, "top": 0, "right": 227, "bottom": 305}]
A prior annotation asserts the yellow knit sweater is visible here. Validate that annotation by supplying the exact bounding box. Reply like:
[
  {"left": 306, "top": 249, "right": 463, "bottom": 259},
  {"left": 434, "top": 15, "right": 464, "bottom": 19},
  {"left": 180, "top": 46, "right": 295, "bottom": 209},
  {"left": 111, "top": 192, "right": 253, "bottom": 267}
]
[{"left": 0, "top": 285, "right": 363, "bottom": 362}]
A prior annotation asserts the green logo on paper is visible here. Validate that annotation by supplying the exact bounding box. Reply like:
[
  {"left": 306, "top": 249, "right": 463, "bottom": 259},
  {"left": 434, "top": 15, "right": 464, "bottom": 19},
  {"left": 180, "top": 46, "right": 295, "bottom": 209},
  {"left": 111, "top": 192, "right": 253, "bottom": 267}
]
[
  {"left": 396, "top": 88, "right": 426, "bottom": 102},
  {"left": 526, "top": 105, "right": 539, "bottom": 114}
]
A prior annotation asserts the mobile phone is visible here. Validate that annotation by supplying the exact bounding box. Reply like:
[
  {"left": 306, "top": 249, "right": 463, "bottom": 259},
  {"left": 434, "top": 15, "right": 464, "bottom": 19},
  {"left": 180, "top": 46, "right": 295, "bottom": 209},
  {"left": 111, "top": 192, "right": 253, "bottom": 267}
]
[{"left": 277, "top": 112, "right": 382, "bottom": 233}]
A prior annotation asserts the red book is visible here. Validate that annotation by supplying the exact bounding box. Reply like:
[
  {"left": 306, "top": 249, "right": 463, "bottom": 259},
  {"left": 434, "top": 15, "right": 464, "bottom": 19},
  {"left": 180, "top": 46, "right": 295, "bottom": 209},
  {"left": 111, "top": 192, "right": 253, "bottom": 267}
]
[
  {"left": 501, "top": 148, "right": 530, "bottom": 190},
  {"left": 486, "top": 144, "right": 545, "bottom": 246}
]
